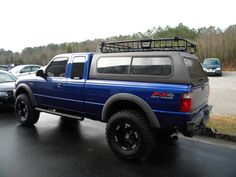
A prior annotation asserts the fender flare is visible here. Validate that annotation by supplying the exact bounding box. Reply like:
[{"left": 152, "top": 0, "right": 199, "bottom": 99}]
[
  {"left": 15, "top": 84, "right": 38, "bottom": 106},
  {"left": 101, "top": 93, "right": 160, "bottom": 128}
]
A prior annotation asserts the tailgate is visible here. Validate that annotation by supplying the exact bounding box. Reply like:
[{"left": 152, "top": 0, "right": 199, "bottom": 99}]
[
  {"left": 191, "top": 82, "right": 209, "bottom": 111},
  {"left": 183, "top": 57, "right": 209, "bottom": 111}
]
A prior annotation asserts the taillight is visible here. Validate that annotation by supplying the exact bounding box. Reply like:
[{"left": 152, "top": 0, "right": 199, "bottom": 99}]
[{"left": 180, "top": 92, "right": 192, "bottom": 112}]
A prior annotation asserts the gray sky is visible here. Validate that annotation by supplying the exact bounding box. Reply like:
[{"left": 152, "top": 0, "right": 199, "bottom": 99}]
[{"left": 0, "top": 0, "right": 235, "bottom": 52}]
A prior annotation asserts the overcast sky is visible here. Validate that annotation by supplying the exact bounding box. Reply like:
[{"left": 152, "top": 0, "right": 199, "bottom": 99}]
[{"left": 0, "top": 0, "right": 235, "bottom": 52}]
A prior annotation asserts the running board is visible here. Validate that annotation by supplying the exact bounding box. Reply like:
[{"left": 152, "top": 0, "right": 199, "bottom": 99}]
[{"left": 35, "top": 107, "right": 84, "bottom": 120}]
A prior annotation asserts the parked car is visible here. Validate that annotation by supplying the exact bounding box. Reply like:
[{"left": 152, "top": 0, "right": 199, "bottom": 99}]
[
  {"left": 0, "top": 65, "right": 9, "bottom": 71},
  {"left": 15, "top": 37, "right": 212, "bottom": 161},
  {"left": 202, "top": 58, "right": 222, "bottom": 76},
  {"left": 9, "top": 64, "right": 41, "bottom": 78},
  {"left": 0, "top": 70, "right": 16, "bottom": 106}
]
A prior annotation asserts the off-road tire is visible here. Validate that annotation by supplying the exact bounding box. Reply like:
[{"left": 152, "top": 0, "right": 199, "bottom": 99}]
[
  {"left": 15, "top": 94, "right": 39, "bottom": 126},
  {"left": 106, "top": 110, "right": 156, "bottom": 161}
]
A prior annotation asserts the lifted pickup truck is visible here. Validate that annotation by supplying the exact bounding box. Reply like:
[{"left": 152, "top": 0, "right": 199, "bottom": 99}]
[{"left": 15, "top": 37, "right": 212, "bottom": 161}]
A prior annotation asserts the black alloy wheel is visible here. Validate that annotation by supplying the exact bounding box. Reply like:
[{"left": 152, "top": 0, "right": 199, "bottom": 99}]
[
  {"left": 106, "top": 110, "right": 156, "bottom": 161},
  {"left": 16, "top": 100, "right": 28, "bottom": 121},
  {"left": 15, "top": 94, "right": 39, "bottom": 126}
]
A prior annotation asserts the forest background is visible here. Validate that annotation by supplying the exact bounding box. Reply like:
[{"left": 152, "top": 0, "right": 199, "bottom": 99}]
[{"left": 1, "top": 23, "right": 235, "bottom": 70}]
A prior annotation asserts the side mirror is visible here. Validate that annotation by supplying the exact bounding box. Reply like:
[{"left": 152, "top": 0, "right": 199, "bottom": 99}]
[{"left": 36, "top": 69, "right": 45, "bottom": 77}]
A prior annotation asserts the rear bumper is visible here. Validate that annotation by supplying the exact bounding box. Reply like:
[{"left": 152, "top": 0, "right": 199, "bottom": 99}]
[{"left": 187, "top": 105, "right": 212, "bottom": 132}]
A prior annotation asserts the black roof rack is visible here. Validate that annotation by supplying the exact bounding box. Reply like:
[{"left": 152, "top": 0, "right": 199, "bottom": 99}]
[{"left": 99, "top": 37, "right": 196, "bottom": 54}]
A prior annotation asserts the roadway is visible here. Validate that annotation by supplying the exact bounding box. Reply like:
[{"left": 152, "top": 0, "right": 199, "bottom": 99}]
[{"left": 0, "top": 109, "right": 235, "bottom": 177}]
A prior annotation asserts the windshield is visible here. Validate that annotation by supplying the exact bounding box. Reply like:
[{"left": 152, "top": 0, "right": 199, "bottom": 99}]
[
  {"left": 9, "top": 65, "right": 24, "bottom": 73},
  {"left": 203, "top": 59, "right": 220, "bottom": 65},
  {"left": 0, "top": 72, "right": 16, "bottom": 83}
]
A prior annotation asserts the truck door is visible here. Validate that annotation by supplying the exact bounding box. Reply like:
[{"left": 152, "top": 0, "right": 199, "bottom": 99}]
[
  {"left": 35, "top": 57, "right": 68, "bottom": 109},
  {"left": 63, "top": 56, "right": 86, "bottom": 114}
]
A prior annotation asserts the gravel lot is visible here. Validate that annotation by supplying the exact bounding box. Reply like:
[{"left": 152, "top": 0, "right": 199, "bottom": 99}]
[{"left": 208, "top": 72, "right": 236, "bottom": 115}]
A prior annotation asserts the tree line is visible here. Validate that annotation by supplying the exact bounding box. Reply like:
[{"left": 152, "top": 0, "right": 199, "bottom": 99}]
[{"left": 0, "top": 23, "right": 235, "bottom": 69}]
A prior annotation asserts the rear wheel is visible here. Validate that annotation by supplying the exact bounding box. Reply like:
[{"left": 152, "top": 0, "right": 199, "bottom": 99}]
[
  {"left": 106, "top": 110, "right": 156, "bottom": 161},
  {"left": 15, "top": 94, "right": 39, "bottom": 126}
]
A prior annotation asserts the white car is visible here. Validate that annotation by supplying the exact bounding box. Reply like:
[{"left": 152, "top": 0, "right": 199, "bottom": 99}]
[{"left": 9, "top": 64, "right": 41, "bottom": 78}]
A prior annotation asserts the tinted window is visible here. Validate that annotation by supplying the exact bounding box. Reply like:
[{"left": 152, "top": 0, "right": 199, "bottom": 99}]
[
  {"left": 31, "top": 66, "right": 40, "bottom": 72},
  {"left": 97, "top": 57, "right": 131, "bottom": 74},
  {"left": 47, "top": 57, "right": 68, "bottom": 77},
  {"left": 184, "top": 58, "right": 207, "bottom": 83},
  {"left": 21, "top": 66, "right": 31, "bottom": 73},
  {"left": 131, "top": 57, "right": 172, "bottom": 76},
  {"left": 71, "top": 56, "right": 85, "bottom": 79}
]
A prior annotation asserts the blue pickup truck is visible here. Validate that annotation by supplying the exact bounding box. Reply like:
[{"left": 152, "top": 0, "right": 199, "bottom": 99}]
[{"left": 14, "top": 38, "right": 212, "bottom": 161}]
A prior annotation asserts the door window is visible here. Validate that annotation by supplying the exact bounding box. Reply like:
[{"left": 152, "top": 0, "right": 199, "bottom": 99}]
[
  {"left": 20, "top": 66, "right": 31, "bottom": 73},
  {"left": 31, "top": 66, "right": 41, "bottom": 72},
  {"left": 46, "top": 57, "right": 68, "bottom": 77},
  {"left": 71, "top": 56, "right": 85, "bottom": 79}
]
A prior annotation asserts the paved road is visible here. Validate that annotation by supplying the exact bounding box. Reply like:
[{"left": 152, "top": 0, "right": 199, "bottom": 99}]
[
  {"left": 208, "top": 72, "right": 236, "bottom": 115},
  {"left": 0, "top": 110, "right": 236, "bottom": 177}
]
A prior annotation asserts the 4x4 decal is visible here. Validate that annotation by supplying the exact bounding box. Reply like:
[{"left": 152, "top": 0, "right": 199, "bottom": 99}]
[{"left": 151, "top": 91, "right": 174, "bottom": 99}]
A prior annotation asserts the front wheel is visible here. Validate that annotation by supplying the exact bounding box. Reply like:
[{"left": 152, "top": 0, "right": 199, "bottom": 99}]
[
  {"left": 15, "top": 94, "right": 39, "bottom": 126},
  {"left": 106, "top": 110, "right": 156, "bottom": 161}
]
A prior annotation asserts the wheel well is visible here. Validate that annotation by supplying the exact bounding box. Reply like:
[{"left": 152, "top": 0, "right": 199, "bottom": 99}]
[
  {"left": 15, "top": 85, "right": 38, "bottom": 107},
  {"left": 16, "top": 88, "right": 28, "bottom": 98},
  {"left": 105, "top": 100, "right": 146, "bottom": 122}
]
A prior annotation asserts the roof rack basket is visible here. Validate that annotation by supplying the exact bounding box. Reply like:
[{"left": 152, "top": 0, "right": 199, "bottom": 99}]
[{"left": 99, "top": 37, "right": 196, "bottom": 54}]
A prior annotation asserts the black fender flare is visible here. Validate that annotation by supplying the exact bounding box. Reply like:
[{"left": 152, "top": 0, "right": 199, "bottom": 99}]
[
  {"left": 15, "top": 84, "right": 38, "bottom": 106},
  {"left": 101, "top": 93, "right": 160, "bottom": 128}
]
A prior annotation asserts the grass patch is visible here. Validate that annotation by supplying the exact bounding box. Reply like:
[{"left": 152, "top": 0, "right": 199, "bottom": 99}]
[{"left": 206, "top": 115, "right": 236, "bottom": 135}]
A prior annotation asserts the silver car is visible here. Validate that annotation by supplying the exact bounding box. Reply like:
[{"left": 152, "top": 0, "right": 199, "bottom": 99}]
[
  {"left": 202, "top": 58, "right": 222, "bottom": 76},
  {"left": 9, "top": 64, "right": 41, "bottom": 78},
  {"left": 0, "top": 70, "right": 16, "bottom": 106}
]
